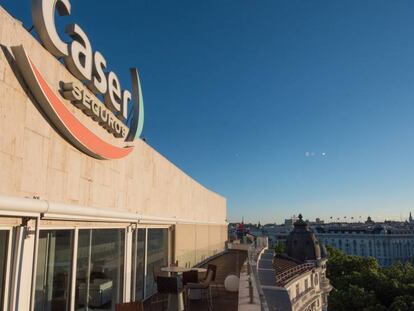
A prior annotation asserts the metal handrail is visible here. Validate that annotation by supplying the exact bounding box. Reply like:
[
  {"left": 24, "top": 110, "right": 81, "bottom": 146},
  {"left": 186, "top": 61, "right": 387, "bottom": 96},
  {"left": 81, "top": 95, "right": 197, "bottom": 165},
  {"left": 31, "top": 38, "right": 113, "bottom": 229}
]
[{"left": 246, "top": 239, "right": 270, "bottom": 311}]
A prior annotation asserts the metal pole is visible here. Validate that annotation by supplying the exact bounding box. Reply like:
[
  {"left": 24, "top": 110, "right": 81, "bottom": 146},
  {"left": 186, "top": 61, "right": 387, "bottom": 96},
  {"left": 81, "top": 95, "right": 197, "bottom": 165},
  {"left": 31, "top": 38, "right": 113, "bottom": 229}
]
[
  {"left": 70, "top": 228, "right": 79, "bottom": 311},
  {"left": 131, "top": 224, "right": 138, "bottom": 301},
  {"left": 143, "top": 228, "right": 148, "bottom": 298},
  {"left": 86, "top": 230, "right": 93, "bottom": 311}
]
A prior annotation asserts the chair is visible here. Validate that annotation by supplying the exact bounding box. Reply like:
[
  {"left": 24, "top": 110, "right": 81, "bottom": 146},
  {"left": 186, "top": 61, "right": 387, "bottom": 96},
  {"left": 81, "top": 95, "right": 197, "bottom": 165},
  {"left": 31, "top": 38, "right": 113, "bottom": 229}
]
[
  {"left": 185, "top": 267, "right": 216, "bottom": 311},
  {"left": 156, "top": 276, "right": 183, "bottom": 295},
  {"left": 204, "top": 265, "right": 217, "bottom": 283},
  {"left": 149, "top": 265, "right": 169, "bottom": 309},
  {"left": 115, "top": 301, "right": 144, "bottom": 311},
  {"left": 156, "top": 276, "right": 184, "bottom": 311},
  {"left": 182, "top": 270, "right": 198, "bottom": 286},
  {"left": 205, "top": 265, "right": 218, "bottom": 297}
]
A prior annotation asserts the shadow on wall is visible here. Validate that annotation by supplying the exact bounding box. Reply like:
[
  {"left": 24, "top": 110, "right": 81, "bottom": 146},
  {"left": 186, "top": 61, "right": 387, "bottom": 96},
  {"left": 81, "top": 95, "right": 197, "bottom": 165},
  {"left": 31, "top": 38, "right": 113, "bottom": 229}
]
[{"left": 0, "top": 44, "right": 74, "bottom": 147}]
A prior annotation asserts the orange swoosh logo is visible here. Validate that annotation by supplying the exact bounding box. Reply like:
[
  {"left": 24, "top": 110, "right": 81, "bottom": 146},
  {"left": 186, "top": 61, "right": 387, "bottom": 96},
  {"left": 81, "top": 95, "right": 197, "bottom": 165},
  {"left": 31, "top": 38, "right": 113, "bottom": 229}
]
[{"left": 12, "top": 45, "right": 134, "bottom": 160}]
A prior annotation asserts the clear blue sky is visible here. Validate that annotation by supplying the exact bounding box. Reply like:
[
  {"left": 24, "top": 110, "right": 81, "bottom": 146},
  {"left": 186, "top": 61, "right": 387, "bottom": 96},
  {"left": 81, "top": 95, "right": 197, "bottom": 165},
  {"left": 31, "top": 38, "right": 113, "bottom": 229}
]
[{"left": 3, "top": 0, "right": 414, "bottom": 224}]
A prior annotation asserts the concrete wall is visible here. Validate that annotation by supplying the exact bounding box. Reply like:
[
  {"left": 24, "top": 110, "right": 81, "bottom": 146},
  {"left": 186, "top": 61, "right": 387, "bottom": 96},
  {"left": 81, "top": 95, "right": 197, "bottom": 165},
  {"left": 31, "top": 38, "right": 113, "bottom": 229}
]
[{"left": 0, "top": 6, "right": 226, "bottom": 225}]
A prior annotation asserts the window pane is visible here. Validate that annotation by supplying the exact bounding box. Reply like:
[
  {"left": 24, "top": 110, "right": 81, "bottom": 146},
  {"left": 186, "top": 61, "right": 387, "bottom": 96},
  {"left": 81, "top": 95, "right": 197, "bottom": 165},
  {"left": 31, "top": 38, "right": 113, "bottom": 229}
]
[
  {"left": 133, "top": 229, "right": 146, "bottom": 300},
  {"left": 0, "top": 231, "right": 8, "bottom": 308},
  {"left": 76, "top": 229, "right": 125, "bottom": 311},
  {"left": 145, "top": 229, "right": 168, "bottom": 297},
  {"left": 35, "top": 230, "right": 73, "bottom": 311}
]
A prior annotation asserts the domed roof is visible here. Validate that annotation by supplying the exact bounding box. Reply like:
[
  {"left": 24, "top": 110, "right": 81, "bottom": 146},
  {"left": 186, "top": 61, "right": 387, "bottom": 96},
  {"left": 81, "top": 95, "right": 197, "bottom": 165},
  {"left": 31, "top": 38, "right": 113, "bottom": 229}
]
[{"left": 285, "top": 214, "right": 321, "bottom": 262}]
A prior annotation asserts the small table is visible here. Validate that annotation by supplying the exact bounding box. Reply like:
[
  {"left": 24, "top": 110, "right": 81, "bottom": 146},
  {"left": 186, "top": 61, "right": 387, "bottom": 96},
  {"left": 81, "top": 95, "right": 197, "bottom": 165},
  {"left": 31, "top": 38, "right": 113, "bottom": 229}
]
[
  {"left": 161, "top": 266, "right": 190, "bottom": 275},
  {"left": 160, "top": 266, "right": 190, "bottom": 311},
  {"left": 190, "top": 267, "right": 207, "bottom": 273}
]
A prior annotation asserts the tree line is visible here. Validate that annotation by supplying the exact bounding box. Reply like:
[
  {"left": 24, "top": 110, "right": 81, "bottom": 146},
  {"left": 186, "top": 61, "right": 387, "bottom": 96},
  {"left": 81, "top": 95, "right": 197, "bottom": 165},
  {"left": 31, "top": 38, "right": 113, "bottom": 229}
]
[{"left": 327, "top": 246, "right": 414, "bottom": 311}]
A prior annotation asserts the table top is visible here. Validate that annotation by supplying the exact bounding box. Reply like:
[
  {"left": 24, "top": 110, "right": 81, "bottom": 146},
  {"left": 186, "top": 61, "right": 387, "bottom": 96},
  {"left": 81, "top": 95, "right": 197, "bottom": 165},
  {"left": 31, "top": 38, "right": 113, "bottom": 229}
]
[
  {"left": 190, "top": 267, "right": 207, "bottom": 273},
  {"left": 161, "top": 266, "right": 190, "bottom": 273}
]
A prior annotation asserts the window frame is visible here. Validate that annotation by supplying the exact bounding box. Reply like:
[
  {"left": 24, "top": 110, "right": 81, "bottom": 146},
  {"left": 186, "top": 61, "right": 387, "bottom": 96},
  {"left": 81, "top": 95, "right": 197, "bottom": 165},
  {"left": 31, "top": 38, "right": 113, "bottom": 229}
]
[{"left": 0, "top": 227, "right": 12, "bottom": 311}]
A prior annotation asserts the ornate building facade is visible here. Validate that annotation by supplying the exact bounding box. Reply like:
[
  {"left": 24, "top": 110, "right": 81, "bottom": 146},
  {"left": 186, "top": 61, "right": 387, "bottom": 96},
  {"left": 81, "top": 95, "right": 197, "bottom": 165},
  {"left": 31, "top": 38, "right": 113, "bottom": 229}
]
[
  {"left": 314, "top": 217, "right": 414, "bottom": 267},
  {"left": 266, "top": 215, "right": 332, "bottom": 311}
]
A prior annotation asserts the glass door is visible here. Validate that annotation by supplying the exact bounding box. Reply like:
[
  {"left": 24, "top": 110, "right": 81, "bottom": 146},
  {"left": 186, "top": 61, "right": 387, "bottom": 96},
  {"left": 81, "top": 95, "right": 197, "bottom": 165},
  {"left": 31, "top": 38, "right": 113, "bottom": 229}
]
[
  {"left": 131, "top": 228, "right": 170, "bottom": 300},
  {"left": 34, "top": 230, "right": 74, "bottom": 311},
  {"left": 75, "top": 229, "right": 125, "bottom": 311},
  {"left": 145, "top": 229, "right": 169, "bottom": 297}
]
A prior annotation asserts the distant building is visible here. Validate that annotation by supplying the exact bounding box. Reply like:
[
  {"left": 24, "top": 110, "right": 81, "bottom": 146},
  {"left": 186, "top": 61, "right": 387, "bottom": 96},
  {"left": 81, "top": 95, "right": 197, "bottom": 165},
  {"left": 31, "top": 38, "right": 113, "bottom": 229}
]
[
  {"left": 260, "top": 218, "right": 296, "bottom": 246},
  {"left": 314, "top": 215, "right": 414, "bottom": 267},
  {"left": 259, "top": 215, "right": 332, "bottom": 311}
]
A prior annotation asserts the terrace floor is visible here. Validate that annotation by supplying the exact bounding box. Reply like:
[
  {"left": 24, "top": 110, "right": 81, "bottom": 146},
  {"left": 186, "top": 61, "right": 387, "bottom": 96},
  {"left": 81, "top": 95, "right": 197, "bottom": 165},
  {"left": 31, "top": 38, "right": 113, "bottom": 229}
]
[{"left": 144, "top": 249, "right": 247, "bottom": 311}]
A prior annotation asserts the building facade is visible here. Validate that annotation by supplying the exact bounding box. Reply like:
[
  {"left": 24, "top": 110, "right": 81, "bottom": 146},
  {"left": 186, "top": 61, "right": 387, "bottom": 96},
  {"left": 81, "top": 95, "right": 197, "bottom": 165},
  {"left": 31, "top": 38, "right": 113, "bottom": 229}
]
[
  {"left": 0, "top": 3, "right": 227, "bottom": 311},
  {"left": 255, "top": 215, "right": 331, "bottom": 311},
  {"left": 315, "top": 218, "right": 414, "bottom": 267}
]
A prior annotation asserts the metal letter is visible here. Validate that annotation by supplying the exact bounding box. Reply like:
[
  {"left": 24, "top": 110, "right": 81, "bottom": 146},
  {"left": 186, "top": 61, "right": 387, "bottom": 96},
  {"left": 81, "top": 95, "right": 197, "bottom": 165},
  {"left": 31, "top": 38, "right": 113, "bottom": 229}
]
[
  {"left": 32, "top": 0, "right": 71, "bottom": 57},
  {"left": 87, "top": 51, "right": 108, "bottom": 95},
  {"left": 104, "top": 71, "right": 122, "bottom": 113},
  {"left": 122, "top": 90, "right": 131, "bottom": 121},
  {"left": 125, "top": 68, "right": 145, "bottom": 141},
  {"left": 64, "top": 24, "right": 93, "bottom": 81}
]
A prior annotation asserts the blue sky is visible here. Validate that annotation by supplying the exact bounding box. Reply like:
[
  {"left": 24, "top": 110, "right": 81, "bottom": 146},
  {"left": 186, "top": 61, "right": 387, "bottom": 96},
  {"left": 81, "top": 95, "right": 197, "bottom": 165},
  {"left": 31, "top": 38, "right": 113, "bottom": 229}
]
[{"left": 3, "top": 0, "right": 414, "bottom": 223}]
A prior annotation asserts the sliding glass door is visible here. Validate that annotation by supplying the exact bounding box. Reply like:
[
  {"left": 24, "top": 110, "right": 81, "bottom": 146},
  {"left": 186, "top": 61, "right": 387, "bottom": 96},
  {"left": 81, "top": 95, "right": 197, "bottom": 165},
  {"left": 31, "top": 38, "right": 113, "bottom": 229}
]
[
  {"left": 132, "top": 228, "right": 170, "bottom": 300},
  {"left": 34, "top": 230, "right": 74, "bottom": 311},
  {"left": 0, "top": 231, "right": 8, "bottom": 308},
  {"left": 75, "top": 229, "right": 125, "bottom": 311},
  {"left": 145, "top": 229, "right": 169, "bottom": 297}
]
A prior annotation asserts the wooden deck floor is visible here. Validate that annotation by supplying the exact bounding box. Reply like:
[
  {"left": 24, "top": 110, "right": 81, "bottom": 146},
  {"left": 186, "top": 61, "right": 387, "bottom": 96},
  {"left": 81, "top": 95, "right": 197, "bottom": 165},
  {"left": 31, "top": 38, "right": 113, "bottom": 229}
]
[{"left": 144, "top": 250, "right": 247, "bottom": 311}]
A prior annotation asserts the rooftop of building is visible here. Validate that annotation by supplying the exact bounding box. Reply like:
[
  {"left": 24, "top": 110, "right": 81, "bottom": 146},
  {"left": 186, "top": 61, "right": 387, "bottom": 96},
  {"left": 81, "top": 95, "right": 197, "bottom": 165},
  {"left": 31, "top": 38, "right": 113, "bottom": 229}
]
[{"left": 314, "top": 221, "right": 414, "bottom": 235}]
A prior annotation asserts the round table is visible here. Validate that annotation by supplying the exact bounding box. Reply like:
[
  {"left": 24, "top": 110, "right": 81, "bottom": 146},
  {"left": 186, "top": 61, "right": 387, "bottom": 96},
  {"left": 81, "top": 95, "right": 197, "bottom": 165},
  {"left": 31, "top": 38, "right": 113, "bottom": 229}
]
[
  {"left": 161, "top": 266, "right": 190, "bottom": 275},
  {"left": 160, "top": 266, "right": 189, "bottom": 311},
  {"left": 190, "top": 267, "right": 207, "bottom": 273}
]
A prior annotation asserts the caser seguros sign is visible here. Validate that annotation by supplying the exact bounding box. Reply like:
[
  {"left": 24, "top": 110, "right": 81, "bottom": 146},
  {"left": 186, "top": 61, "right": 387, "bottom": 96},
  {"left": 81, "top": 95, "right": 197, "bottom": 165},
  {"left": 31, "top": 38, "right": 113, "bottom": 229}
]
[{"left": 12, "top": 0, "right": 144, "bottom": 160}]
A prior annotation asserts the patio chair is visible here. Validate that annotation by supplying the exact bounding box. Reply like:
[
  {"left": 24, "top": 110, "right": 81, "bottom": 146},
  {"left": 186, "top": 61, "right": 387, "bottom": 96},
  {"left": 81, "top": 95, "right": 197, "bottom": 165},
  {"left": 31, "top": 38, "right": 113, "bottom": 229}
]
[
  {"left": 149, "top": 265, "right": 169, "bottom": 309},
  {"left": 182, "top": 270, "right": 198, "bottom": 286},
  {"left": 156, "top": 276, "right": 185, "bottom": 310},
  {"left": 204, "top": 264, "right": 218, "bottom": 297},
  {"left": 185, "top": 266, "right": 216, "bottom": 311}
]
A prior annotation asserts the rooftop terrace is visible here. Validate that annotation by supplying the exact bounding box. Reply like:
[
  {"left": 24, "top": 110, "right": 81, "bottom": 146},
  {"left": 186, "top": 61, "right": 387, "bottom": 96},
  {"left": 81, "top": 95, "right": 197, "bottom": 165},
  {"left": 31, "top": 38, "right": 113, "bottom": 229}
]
[{"left": 144, "top": 249, "right": 247, "bottom": 311}]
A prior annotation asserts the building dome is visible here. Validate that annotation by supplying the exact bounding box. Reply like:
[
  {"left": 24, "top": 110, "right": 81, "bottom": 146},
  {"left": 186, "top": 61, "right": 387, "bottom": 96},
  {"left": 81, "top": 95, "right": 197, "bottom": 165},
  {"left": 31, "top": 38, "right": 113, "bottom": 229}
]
[{"left": 285, "top": 214, "right": 321, "bottom": 262}]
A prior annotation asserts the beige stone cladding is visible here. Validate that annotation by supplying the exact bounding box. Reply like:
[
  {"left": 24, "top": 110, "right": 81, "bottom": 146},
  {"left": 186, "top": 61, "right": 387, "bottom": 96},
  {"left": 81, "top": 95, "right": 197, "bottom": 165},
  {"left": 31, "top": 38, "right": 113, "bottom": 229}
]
[{"left": 0, "top": 6, "right": 226, "bottom": 226}]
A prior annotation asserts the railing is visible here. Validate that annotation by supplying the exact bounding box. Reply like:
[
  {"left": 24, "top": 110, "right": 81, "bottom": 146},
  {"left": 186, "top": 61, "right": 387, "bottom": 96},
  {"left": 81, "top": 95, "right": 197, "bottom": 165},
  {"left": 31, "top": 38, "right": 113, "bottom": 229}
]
[
  {"left": 276, "top": 263, "right": 315, "bottom": 286},
  {"left": 235, "top": 237, "right": 271, "bottom": 311},
  {"left": 247, "top": 238, "right": 270, "bottom": 310}
]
